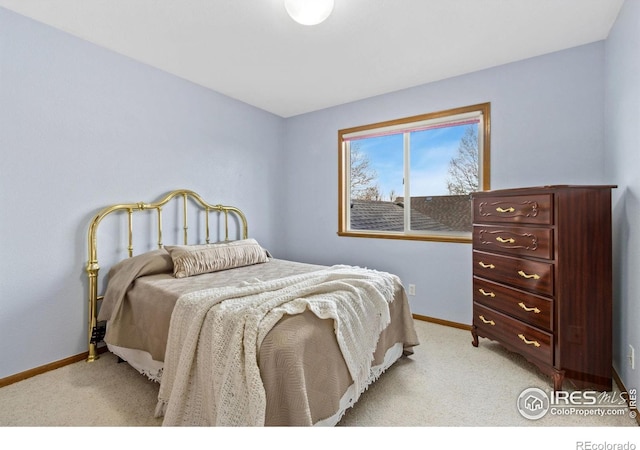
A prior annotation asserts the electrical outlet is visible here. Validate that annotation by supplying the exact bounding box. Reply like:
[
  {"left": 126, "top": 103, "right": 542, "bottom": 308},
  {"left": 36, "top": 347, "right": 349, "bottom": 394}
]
[
  {"left": 630, "top": 345, "right": 635, "bottom": 370},
  {"left": 408, "top": 284, "right": 416, "bottom": 296}
]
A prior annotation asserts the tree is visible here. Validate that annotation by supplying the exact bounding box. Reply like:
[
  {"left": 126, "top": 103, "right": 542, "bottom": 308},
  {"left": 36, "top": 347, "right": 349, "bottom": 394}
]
[
  {"left": 350, "top": 144, "right": 381, "bottom": 200},
  {"left": 446, "top": 125, "right": 479, "bottom": 195}
]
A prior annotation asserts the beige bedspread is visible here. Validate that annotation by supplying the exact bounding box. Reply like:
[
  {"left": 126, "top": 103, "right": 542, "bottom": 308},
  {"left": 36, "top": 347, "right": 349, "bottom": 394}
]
[{"left": 99, "top": 251, "right": 419, "bottom": 426}]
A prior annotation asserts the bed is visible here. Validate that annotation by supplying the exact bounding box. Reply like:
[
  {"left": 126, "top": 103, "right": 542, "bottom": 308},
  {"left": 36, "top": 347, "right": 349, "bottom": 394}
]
[{"left": 85, "top": 189, "right": 419, "bottom": 426}]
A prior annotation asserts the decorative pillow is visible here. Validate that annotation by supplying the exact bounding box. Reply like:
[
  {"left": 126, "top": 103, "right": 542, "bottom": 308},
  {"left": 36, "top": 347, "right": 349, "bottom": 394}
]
[{"left": 165, "top": 239, "right": 269, "bottom": 278}]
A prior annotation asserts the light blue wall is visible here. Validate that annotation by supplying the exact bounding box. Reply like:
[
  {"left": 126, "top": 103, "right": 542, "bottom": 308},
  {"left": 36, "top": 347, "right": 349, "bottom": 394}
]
[
  {"left": 0, "top": 8, "right": 285, "bottom": 378},
  {"left": 605, "top": 0, "right": 640, "bottom": 396},
  {"left": 280, "top": 42, "right": 607, "bottom": 327}
]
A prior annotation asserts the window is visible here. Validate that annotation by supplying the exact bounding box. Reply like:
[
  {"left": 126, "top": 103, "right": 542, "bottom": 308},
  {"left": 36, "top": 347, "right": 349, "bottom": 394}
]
[{"left": 338, "top": 103, "right": 490, "bottom": 242}]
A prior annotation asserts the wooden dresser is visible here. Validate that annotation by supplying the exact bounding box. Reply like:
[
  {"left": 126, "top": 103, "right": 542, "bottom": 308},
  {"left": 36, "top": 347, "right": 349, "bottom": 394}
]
[{"left": 470, "top": 185, "right": 615, "bottom": 391}]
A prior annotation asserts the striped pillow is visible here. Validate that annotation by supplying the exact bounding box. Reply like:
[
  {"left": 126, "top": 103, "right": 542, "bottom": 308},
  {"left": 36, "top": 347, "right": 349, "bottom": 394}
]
[{"left": 165, "top": 239, "right": 269, "bottom": 278}]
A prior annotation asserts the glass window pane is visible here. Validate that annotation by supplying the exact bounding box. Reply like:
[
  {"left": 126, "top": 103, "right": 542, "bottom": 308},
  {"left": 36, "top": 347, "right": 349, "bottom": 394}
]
[
  {"left": 349, "top": 134, "right": 404, "bottom": 232},
  {"left": 408, "top": 123, "right": 478, "bottom": 233}
]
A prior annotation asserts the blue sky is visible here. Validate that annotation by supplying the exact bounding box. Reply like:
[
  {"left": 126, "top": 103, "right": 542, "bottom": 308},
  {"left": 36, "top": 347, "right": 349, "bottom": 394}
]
[{"left": 353, "top": 123, "right": 474, "bottom": 200}]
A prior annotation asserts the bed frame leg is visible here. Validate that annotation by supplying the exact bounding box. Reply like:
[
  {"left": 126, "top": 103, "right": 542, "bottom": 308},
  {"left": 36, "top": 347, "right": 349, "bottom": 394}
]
[
  {"left": 88, "top": 345, "right": 99, "bottom": 362},
  {"left": 88, "top": 323, "right": 106, "bottom": 362}
]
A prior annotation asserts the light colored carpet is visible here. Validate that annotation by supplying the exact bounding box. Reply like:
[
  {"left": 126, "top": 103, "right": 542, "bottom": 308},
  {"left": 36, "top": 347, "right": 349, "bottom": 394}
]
[{"left": 0, "top": 320, "right": 636, "bottom": 430}]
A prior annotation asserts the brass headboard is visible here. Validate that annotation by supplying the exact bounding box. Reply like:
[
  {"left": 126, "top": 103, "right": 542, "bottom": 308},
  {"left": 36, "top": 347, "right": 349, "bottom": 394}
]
[{"left": 85, "top": 189, "right": 248, "bottom": 362}]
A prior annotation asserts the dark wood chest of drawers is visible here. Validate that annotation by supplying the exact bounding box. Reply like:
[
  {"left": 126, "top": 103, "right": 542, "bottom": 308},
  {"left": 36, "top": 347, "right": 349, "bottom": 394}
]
[{"left": 470, "top": 185, "right": 615, "bottom": 391}]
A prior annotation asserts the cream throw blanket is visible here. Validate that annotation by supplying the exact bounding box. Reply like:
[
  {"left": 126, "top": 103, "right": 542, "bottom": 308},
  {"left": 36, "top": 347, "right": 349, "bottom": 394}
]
[{"left": 155, "top": 265, "right": 398, "bottom": 426}]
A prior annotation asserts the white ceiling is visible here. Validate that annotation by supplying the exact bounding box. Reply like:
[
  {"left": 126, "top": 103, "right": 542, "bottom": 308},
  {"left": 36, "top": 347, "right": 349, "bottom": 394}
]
[{"left": 0, "top": 0, "right": 625, "bottom": 118}]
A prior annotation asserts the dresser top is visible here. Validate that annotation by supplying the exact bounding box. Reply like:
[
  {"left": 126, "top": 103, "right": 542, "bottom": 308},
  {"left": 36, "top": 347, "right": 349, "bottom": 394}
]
[{"left": 471, "top": 184, "right": 617, "bottom": 197}]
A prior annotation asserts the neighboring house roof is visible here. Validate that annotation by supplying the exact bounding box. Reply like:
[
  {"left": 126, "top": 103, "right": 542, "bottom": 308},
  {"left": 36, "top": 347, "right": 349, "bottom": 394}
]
[
  {"left": 350, "top": 195, "right": 472, "bottom": 233},
  {"left": 406, "top": 195, "right": 472, "bottom": 232},
  {"left": 349, "top": 200, "right": 450, "bottom": 232}
]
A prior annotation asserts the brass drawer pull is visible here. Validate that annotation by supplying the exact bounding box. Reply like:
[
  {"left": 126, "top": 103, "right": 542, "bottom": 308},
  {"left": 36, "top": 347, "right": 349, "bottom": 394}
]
[
  {"left": 496, "top": 206, "right": 515, "bottom": 213},
  {"left": 518, "top": 302, "right": 541, "bottom": 313},
  {"left": 478, "top": 261, "right": 495, "bottom": 269},
  {"left": 479, "top": 288, "right": 495, "bottom": 297},
  {"left": 479, "top": 315, "right": 495, "bottom": 326},
  {"left": 518, "top": 334, "right": 541, "bottom": 347},
  {"left": 518, "top": 270, "right": 540, "bottom": 280},
  {"left": 496, "top": 236, "right": 515, "bottom": 243}
]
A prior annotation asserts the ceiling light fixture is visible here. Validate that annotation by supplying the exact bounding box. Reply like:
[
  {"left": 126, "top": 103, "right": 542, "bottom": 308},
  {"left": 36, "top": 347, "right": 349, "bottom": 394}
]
[{"left": 284, "top": 0, "right": 334, "bottom": 26}]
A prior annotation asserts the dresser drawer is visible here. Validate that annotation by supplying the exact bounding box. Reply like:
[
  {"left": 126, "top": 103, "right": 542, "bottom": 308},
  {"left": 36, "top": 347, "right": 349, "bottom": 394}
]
[
  {"left": 474, "top": 194, "right": 552, "bottom": 225},
  {"left": 474, "top": 303, "right": 553, "bottom": 365},
  {"left": 473, "top": 250, "right": 554, "bottom": 296},
  {"left": 473, "top": 225, "right": 553, "bottom": 259},
  {"left": 473, "top": 277, "right": 553, "bottom": 331}
]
